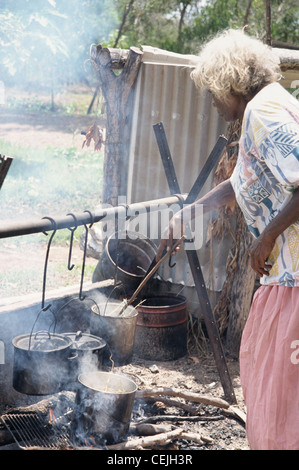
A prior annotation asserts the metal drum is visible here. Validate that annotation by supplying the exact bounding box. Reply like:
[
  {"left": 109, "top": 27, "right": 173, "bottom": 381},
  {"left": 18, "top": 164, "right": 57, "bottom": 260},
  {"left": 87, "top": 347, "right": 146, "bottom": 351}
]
[{"left": 134, "top": 294, "right": 187, "bottom": 361}]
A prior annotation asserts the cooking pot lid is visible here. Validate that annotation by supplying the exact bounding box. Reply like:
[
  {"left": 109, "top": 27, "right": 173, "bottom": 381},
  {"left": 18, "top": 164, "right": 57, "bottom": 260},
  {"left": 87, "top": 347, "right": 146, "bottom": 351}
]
[
  {"left": 64, "top": 331, "right": 106, "bottom": 351},
  {"left": 13, "top": 331, "right": 72, "bottom": 352}
]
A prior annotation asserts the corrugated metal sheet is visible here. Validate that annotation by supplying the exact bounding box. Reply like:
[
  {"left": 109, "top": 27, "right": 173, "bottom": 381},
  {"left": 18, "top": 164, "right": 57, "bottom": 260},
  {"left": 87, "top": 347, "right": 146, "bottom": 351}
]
[
  {"left": 127, "top": 52, "right": 227, "bottom": 202},
  {"left": 125, "top": 46, "right": 299, "bottom": 292},
  {"left": 126, "top": 47, "right": 228, "bottom": 288}
]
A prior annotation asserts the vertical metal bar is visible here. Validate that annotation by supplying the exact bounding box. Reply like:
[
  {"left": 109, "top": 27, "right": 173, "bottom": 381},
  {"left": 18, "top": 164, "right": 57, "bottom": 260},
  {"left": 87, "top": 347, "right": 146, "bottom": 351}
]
[
  {"left": 153, "top": 122, "right": 180, "bottom": 195},
  {"left": 153, "top": 122, "right": 236, "bottom": 404},
  {"left": 0, "top": 154, "right": 13, "bottom": 189}
]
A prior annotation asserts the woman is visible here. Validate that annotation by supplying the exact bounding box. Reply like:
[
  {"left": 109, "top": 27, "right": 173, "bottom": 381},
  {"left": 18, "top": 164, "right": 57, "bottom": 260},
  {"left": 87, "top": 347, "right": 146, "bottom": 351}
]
[{"left": 157, "top": 29, "right": 299, "bottom": 450}]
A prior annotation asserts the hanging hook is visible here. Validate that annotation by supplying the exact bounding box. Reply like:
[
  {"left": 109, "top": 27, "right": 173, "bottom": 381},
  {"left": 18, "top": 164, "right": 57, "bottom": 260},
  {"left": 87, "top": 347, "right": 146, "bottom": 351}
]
[
  {"left": 41, "top": 216, "right": 57, "bottom": 309},
  {"left": 84, "top": 209, "right": 94, "bottom": 227},
  {"left": 79, "top": 210, "right": 94, "bottom": 301},
  {"left": 168, "top": 255, "right": 176, "bottom": 268},
  {"left": 66, "top": 213, "right": 78, "bottom": 271}
]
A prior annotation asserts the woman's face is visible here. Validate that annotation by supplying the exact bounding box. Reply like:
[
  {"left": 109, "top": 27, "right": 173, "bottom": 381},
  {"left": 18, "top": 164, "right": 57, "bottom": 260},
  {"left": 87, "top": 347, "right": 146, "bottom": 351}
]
[{"left": 212, "top": 94, "right": 248, "bottom": 122}]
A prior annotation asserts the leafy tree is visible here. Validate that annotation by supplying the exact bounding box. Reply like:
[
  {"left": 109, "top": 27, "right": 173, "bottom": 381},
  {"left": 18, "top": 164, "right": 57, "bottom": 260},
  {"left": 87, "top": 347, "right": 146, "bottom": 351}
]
[
  {"left": 112, "top": 0, "right": 299, "bottom": 54},
  {"left": 0, "top": 0, "right": 297, "bottom": 95},
  {"left": 0, "top": 0, "right": 118, "bottom": 89}
]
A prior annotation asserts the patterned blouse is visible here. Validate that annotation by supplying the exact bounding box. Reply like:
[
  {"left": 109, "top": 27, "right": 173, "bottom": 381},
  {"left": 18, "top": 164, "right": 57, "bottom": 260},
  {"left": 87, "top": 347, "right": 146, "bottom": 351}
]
[{"left": 230, "top": 82, "right": 299, "bottom": 286}]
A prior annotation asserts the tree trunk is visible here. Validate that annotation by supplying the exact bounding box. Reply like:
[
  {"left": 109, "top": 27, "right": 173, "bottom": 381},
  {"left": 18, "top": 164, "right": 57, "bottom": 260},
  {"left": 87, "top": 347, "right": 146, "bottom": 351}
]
[
  {"left": 208, "top": 121, "right": 257, "bottom": 357},
  {"left": 92, "top": 46, "right": 143, "bottom": 206},
  {"left": 217, "top": 209, "right": 256, "bottom": 357}
]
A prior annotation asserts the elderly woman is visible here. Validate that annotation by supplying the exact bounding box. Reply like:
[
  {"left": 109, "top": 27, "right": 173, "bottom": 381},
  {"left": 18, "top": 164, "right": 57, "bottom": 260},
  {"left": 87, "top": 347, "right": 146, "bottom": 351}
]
[{"left": 157, "top": 29, "right": 299, "bottom": 450}]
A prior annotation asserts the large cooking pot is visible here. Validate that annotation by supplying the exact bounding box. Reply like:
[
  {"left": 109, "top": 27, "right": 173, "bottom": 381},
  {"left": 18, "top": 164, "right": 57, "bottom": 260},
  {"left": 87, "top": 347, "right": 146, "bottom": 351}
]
[
  {"left": 90, "top": 302, "right": 138, "bottom": 366},
  {"left": 71, "top": 371, "right": 137, "bottom": 445},
  {"left": 12, "top": 331, "right": 73, "bottom": 395},
  {"left": 64, "top": 331, "right": 106, "bottom": 384}
]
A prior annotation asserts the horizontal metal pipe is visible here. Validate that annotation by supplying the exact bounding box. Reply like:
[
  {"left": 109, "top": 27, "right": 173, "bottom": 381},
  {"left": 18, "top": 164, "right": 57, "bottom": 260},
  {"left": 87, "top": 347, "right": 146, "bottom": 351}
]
[{"left": 0, "top": 194, "right": 188, "bottom": 239}]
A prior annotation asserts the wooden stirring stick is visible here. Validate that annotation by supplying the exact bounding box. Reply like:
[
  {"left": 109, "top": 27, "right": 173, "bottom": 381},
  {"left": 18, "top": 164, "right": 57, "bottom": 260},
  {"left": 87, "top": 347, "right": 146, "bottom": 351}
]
[{"left": 119, "top": 235, "right": 186, "bottom": 316}]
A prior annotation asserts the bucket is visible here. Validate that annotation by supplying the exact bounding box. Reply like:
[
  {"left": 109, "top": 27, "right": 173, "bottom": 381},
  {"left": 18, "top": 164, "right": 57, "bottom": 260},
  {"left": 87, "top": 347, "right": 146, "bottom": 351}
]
[
  {"left": 92, "top": 231, "right": 157, "bottom": 294},
  {"left": 72, "top": 371, "right": 137, "bottom": 445},
  {"left": 90, "top": 302, "right": 138, "bottom": 366},
  {"left": 134, "top": 294, "right": 187, "bottom": 361}
]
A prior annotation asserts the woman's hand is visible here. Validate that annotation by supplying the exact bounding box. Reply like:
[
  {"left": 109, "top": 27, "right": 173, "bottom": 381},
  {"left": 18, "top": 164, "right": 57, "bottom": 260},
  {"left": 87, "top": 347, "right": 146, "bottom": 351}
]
[
  {"left": 156, "top": 212, "right": 185, "bottom": 261},
  {"left": 156, "top": 180, "right": 236, "bottom": 262},
  {"left": 250, "top": 187, "right": 299, "bottom": 277},
  {"left": 249, "top": 233, "right": 275, "bottom": 277}
]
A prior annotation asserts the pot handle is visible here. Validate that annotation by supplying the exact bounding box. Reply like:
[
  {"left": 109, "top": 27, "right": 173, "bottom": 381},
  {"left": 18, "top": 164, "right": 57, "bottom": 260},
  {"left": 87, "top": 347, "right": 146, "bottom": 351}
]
[
  {"left": 28, "top": 330, "right": 52, "bottom": 350},
  {"left": 28, "top": 306, "right": 58, "bottom": 350},
  {"left": 74, "top": 331, "right": 82, "bottom": 341},
  {"left": 68, "top": 351, "right": 78, "bottom": 361},
  {"left": 34, "top": 330, "right": 51, "bottom": 340}
]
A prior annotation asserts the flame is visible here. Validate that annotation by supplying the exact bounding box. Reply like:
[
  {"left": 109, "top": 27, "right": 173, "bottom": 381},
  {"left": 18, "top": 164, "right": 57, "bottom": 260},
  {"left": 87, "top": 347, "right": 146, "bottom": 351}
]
[{"left": 48, "top": 408, "right": 56, "bottom": 424}]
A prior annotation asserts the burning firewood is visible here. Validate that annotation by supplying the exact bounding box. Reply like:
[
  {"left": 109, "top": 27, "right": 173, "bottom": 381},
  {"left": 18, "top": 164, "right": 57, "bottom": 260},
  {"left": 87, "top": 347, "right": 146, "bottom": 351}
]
[
  {"left": 136, "top": 387, "right": 230, "bottom": 410},
  {"left": 107, "top": 427, "right": 213, "bottom": 450},
  {"left": 4, "top": 391, "right": 76, "bottom": 418},
  {"left": 131, "top": 422, "right": 173, "bottom": 436},
  {"left": 143, "top": 396, "right": 200, "bottom": 415},
  {"left": 107, "top": 428, "right": 183, "bottom": 450}
]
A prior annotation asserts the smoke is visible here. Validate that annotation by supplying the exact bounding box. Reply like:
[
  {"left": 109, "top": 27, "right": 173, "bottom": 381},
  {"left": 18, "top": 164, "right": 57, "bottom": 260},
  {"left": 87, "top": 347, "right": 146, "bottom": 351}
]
[{"left": 0, "top": 0, "right": 118, "bottom": 90}]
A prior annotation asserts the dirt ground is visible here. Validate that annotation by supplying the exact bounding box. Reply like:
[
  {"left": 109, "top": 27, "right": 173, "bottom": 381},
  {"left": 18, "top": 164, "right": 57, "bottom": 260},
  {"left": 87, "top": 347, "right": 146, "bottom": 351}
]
[
  {"left": 0, "top": 107, "right": 249, "bottom": 451},
  {"left": 0, "top": 111, "right": 96, "bottom": 150},
  {"left": 118, "top": 352, "right": 248, "bottom": 450}
]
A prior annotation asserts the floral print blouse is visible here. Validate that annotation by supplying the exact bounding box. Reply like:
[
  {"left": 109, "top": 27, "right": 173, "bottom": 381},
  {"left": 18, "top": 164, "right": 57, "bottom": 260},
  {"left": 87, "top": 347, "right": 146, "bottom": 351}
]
[{"left": 230, "top": 82, "right": 299, "bottom": 286}]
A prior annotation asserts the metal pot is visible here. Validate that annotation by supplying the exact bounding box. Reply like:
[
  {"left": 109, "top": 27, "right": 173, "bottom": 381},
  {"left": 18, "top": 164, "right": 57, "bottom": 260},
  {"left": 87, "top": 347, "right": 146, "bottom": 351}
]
[
  {"left": 64, "top": 331, "right": 106, "bottom": 383},
  {"left": 71, "top": 371, "right": 137, "bottom": 445},
  {"left": 12, "top": 331, "right": 73, "bottom": 395},
  {"left": 90, "top": 302, "right": 138, "bottom": 366},
  {"left": 93, "top": 230, "right": 157, "bottom": 294}
]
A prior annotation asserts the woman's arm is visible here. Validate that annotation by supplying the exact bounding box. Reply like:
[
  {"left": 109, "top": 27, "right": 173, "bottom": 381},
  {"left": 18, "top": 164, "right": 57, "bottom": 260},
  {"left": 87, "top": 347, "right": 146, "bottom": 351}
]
[
  {"left": 250, "top": 186, "right": 299, "bottom": 277},
  {"left": 156, "top": 179, "right": 236, "bottom": 260}
]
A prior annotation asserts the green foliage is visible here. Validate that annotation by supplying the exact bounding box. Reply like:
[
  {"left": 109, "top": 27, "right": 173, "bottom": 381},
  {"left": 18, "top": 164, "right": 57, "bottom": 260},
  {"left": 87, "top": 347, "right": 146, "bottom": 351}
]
[
  {"left": 113, "top": 0, "right": 299, "bottom": 54},
  {"left": 0, "top": 0, "right": 297, "bottom": 87},
  {"left": 0, "top": 0, "right": 119, "bottom": 87}
]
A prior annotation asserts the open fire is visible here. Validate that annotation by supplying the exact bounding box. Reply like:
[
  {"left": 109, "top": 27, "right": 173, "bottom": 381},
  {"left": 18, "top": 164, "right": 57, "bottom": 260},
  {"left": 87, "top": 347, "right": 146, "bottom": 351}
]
[
  {"left": 0, "top": 196, "right": 245, "bottom": 450},
  {"left": 0, "top": 271, "right": 246, "bottom": 451},
  {"left": 0, "top": 373, "right": 246, "bottom": 451}
]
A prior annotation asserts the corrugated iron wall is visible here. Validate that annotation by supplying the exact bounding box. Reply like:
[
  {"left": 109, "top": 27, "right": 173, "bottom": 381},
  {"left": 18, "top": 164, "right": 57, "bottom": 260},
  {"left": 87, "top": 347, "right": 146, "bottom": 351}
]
[
  {"left": 127, "top": 52, "right": 227, "bottom": 203},
  {"left": 126, "top": 47, "right": 228, "bottom": 290}
]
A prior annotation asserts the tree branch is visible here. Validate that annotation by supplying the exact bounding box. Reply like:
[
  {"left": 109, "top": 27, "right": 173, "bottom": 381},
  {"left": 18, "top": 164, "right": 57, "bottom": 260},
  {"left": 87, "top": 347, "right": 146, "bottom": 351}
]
[{"left": 113, "top": 0, "right": 135, "bottom": 48}]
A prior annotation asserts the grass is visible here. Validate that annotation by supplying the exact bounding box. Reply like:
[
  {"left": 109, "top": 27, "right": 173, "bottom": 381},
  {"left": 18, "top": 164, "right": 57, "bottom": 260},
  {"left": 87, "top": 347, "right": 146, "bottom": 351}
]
[
  {"left": 1, "top": 253, "right": 97, "bottom": 298},
  {"left": 0, "top": 140, "right": 104, "bottom": 222},
  {"left": 0, "top": 139, "right": 103, "bottom": 298},
  {"left": 0, "top": 87, "right": 105, "bottom": 298},
  {"left": 4, "top": 84, "right": 104, "bottom": 116}
]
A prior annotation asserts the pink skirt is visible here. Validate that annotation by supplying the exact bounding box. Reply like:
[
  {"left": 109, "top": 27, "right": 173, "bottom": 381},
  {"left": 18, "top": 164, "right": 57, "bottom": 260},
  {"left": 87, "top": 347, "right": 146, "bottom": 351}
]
[{"left": 240, "top": 285, "right": 299, "bottom": 450}]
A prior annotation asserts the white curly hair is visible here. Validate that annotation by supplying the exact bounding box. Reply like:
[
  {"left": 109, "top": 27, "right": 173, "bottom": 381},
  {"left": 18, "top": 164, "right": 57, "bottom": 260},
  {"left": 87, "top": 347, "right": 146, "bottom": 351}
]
[{"left": 190, "top": 29, "right": 281, "bottom": 103}]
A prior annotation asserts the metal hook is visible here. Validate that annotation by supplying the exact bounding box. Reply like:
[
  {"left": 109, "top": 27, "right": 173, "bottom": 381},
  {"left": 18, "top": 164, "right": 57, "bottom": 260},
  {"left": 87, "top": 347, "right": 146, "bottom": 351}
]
[
  {"left": 41, "top": 216, "right": 57, "bottom": 309},
  {"left": 66, "top": 213, "right": 78, "bottom": 271},
  {"left": 84, "top": 209, "right": 94, "bottom": 228},
  {"left": 79, "top": 210, "right": 94, "bottom": 301},
  {"left": 168, "top": 254, "right": 176, "bottom": 268}
]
